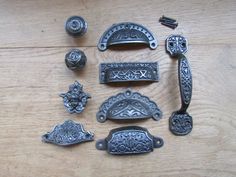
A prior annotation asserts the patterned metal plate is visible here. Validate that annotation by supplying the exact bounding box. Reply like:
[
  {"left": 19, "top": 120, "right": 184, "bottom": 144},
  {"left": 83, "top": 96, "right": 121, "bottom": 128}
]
[
  {"left": 96, "top": 126, "right": 164, "bottom": 155},
  {"left": 42, "top": 120, "right": 94, "bottom": 146},
  {"left": 99, "top": 62, "right": 159, "bottom": 83},
  {"left": 166, "top": 35, "right": 188, "bottom": 56},
  {"left": 98, "top": 22, "right": 158, "bottom": 51},
  {"left": 60, "top": 81, "right": 91, "bottom": 114},
  {"left": 96, "top": 89, "right": 162, "bottom": 123}
]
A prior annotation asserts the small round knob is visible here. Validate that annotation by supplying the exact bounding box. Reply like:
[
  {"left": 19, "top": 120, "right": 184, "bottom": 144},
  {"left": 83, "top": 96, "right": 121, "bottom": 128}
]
[
  {"left": 65, "top": 49, "right": 87, "bottom": 70},
  {"left": 65, "top": 16, "right": 87, "bottom": 37}
]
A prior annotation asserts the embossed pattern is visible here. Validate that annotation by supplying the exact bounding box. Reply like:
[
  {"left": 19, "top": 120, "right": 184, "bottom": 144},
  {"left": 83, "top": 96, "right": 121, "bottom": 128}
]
[
  {"left": 166, "top": 35, "right": 188, "bottom": 56},
  {"left": 96, "top": 90, "right": 162, "bottom": 122},
  {"left": 42, "top": 120, "right": 94, "bottom": 146},
  {"left": 96, "top": 126, "right": 164, "bottom": 155},
  {"left": 179, "top": 57, "right": 192, "bottom": 105},
  {"left": 169, "top": 112, "right": 193, "bottom": 136},
  {"left": 100, "top": 62, "right": 159, "bottom": 83},
  {"left": 60, "top": 81, "right": 91, "bottom": 114},
  {"left": 108, "top": 130, "right": 153, "bottom": 154},
  {"left": 98, "top": 22, "right": 158, "bottom": 51}
]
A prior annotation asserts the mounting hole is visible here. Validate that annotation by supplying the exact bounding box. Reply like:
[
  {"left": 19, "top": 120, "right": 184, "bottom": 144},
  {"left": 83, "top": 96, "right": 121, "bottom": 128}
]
[
  {"left": 97, "top": 114, "right": 106, "bottom": 123},
  {"left": 100, "top": 44, "right": 105, "bottom": 48},
  {"left": 169, "top": 42, "right": 174, "bottom": 47},
  {"left": 126, "top": 90, "right": 131, "bottom": 96},
  {"left": 151, "top": 42, "right": 156, "bottom": 47}
]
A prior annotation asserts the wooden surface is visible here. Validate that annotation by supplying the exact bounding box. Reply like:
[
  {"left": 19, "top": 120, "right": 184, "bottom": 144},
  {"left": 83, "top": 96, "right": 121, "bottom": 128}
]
[{"left": 0, "top": 0, "right": 235, "bottom": 177}]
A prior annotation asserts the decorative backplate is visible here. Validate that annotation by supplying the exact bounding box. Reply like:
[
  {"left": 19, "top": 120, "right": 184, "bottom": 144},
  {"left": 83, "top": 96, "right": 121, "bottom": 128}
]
[
  {"left": 97, "top": 22, "right": 158, "bottom": 51},
  {"left": 166, "top": 35, "right": 188, "bottom": 56},
  {"left": 42, "top": 120, "right": 94, "bottom": 146},
  {"left": 169, "top": 112, "right": 193, "bottom": 136},
  {"left": 96, "top": 126, "right": 163, "bottom": 155},
  {"left": 99, "top": 62, "right": 159, "bottom": 83},
  {"left": 96, "top": 89, "right": 162, "bottom": 123},
  {"left": 60, "top": 81, "right": 91, "bottom": 114}
]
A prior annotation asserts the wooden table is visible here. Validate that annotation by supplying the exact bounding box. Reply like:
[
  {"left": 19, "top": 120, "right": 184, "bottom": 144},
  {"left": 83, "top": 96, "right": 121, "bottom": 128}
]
[{"left": 0, "top": 0, "right": 235, "bottom": 177}]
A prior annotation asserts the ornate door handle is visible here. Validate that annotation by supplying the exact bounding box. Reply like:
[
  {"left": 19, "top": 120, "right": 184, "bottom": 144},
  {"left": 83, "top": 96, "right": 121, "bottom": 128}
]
[{"left": 166, "top": 35, "right": 193, "bottom": 136}]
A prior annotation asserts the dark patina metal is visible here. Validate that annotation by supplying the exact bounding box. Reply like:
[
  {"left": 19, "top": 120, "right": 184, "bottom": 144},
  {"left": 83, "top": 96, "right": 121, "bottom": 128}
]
[
  {"left": 166, "top": 35, "right": 188, "bottom": 56},
  {"left": 96, "top": 126, "right": 163, "bottom": 155},
  {"left": 169, "top": 55, "right": 193, "bottom": 136},
  {"left": 159, "top": 16, "right": 178, "bottom": 29},
  {"left": 96, "top": 89, "right": 162, "bottom": 123},
  {"left": 42, "top": 120, "right": 94, "bottom": 146},
  {"left": 65, "top": 16, "right": 87, "bottom": 37},
  {"left": 65, "top": 49, "right": 87, "bottom": 71},
  {"left": 97, "top": 22, "right": 158, "bottom": 51},
  {"left": 60, "top": 81, "right": 91, "bottom": 114},
  {"left": 99, "top": 62, "right": 159, "bottom": 83}
]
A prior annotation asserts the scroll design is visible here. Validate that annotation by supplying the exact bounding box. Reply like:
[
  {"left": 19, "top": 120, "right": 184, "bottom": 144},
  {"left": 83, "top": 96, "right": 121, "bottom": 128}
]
[{"left": 96, "top": 89, "right": 162, "bottom": 123}]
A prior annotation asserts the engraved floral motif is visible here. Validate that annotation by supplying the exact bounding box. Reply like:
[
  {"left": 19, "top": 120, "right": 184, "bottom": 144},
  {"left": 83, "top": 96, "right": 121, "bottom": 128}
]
[
  {"left": 98, "top": 22, "right": 158, "bottom": 51},
  {"left": 180, "top": 58, "right": 192, "bottom": 105},
  {"left": 100, "top": 62, "right": 159, "bottom": 83},
  {"left": 169, "top": 112, "right": 193, "bottom": 136},
  {"left": 96, "top": 89, "right": 162, "bottom": 122},
  {"left": 42, "top": 120, "right": 94, "bottom": 146},
  {"left": 108, "top": 130, "right": 153, "bottom": 154},
  {"left": 60, "top": 81, "right": 91, "bottom": 114}
]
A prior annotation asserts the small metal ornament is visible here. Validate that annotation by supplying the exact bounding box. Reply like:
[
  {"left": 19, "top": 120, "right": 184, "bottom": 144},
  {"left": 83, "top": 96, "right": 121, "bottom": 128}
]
[
  {"left": 169, "top": 55, "right": 193, "bottom": 135},
  {"left": 99, "top": 62, "right": 159, "bottom": 83},
  {"left": 166, "top": 35, "right": 188, "bottom": 56},
  {"left": 65, "top": 49, "right": 87, "bottom": 70},
  {"left": 65, "top": 16, "right": 87, "bottom": 37},
  {"left": 60, "top": 81, "right": 91, "bottom": 114},
  {"left": 42, "top": 120, "right": 94, "bottom": 146},
  {"left": 98, "top": 22, "right": 158, "bottom": 51},
  {"left": 96, "top": 126, "right": 164, "bottom": 155},
  {"left": 96, "top": 89, "right": 162, "bottom": 123}
]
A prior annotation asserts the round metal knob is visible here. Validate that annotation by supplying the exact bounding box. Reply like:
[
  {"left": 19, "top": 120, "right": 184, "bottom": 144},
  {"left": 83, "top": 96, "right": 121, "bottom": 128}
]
[
  {"left": 65, "top": 16, "right": 87, "bottom": 37},
  {"left": 65, "top": 49, "right": 87, "bottom": 70}
]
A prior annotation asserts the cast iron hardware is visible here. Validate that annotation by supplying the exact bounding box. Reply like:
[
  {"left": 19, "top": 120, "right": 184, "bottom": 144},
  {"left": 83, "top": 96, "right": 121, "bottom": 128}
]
[
  {"left": 99, "top": 62, "right": 159, "bottom": 84},
  {"left": 65, "top": 49, "right": 87, "bottom": 70},
  {"left": 97, "top": 22, "right": 158, "bottom": 51},
  {"left": 60, "top": 81, "right": 91, "bottom": 114},
  {"left": 166, "top": 34, "right": 188, "bottom": 56},
  {"left": 169, "top": 55, "right": 193, "bottom": 135},
  {"left": 96, "top": 89, "right": 162, "bottom": 123},
  {"left": 96, "top": 126, "right": 163, "bottom": 155},
  {"left": 65, "top": 16, "right": 87, "bottom": 37},
  {"left": 166, "top": 34, "right": 193, "bottom": 136},
  {"left": 42, "top": 120, "right": 94, "bottom": 146}
]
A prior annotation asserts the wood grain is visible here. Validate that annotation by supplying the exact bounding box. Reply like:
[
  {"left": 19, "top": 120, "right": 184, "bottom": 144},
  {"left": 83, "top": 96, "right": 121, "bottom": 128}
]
[
  {"left": 0, "top": 0, "right": 235, "bottom": 48},
  {"left": 0, "top": 0, "right": 236, "bottom": 177}
]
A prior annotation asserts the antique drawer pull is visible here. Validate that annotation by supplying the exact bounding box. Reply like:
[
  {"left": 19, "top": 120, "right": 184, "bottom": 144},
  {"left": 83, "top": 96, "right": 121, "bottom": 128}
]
[
  {"left": 42, "top": 120, "right": 94, "bottom": 146},
  {"left": 99, "top": 62, "right": 159, "bottom": 83},
  {"left": 60, "top": 81, "right": 91, "bottom": 114},
  {"left": 166, "top": 35, "right": 193, "bottom": 136},
  {"left": 97, "top": 22, "right": 158, "bottom": 51},
  {"left": 96, "top": 126, "right": 164, "bottom": 155},
  {"left": 96, "top": 89, "right": 162, "bottom": 123}
]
